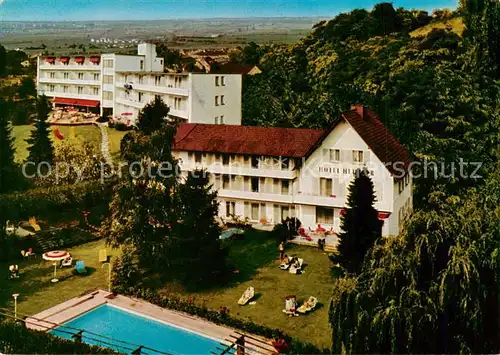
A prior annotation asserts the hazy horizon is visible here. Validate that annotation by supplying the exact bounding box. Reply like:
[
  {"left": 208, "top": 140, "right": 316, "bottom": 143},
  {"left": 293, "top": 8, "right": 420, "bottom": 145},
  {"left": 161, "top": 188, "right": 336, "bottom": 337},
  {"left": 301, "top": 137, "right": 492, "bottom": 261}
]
[{"left": 0, "top": 0, "right": 458, "bottom": 22}]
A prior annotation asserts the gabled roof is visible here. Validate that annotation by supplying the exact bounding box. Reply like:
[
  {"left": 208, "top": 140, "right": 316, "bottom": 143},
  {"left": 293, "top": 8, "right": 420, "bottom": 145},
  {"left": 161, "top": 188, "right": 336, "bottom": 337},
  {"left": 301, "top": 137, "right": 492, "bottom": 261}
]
[
  {"left": 173, "top": 106, "right": 412, "bottom": 175},
  {"left": 173, "top": 124, "right": 324, "bottom": 158},
  {"left": 212, "top": 62, "right": 261, "bottom": 75}
]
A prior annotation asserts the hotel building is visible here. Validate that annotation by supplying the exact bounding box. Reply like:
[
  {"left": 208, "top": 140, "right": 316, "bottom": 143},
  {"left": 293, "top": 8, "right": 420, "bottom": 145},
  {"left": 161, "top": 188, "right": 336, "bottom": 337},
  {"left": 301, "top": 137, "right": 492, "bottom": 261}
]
[
  {"left": 36, "top": 43, "right": 242, "bottom": 125},
  {"left": 173, "top": 106, "right": 413, "bottom": 237}
]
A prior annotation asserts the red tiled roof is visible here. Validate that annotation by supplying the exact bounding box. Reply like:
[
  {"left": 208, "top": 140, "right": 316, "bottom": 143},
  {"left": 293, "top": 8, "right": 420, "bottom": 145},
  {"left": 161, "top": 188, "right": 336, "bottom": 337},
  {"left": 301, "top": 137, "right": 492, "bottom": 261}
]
[
  {"left": 340, "top": 106, "right": 412, "bottom": 175},
  {"left": 173, "top": 124, "right": 324, "bottom": 158},
  {"left": 212, "top": 62, "right": 260, "bottom": 75}
]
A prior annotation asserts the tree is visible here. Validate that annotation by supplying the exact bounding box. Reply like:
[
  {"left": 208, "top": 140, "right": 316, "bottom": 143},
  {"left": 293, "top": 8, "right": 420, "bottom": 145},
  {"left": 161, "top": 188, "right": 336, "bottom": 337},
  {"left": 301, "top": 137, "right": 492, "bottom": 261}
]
[
  {"left": 173, "top": 171, "right": 228, "bottom": 287},
  {"left": 136, "top": 96, "right": 170, "bottom": 135},
  {"left": 0, "top": 99, "right": 18, "bottom": 194},
  {"left": 332, "top": 169, "right": 382, "bottom": 274},
  {"left": 26, "top": 95, "right": 54, "bottom": 166},
  {"left": 0, "top": 45, "right": 6, "bottom": 78},
  {"left": 18, "top": 77, "right": 36, "bottom": 99}
]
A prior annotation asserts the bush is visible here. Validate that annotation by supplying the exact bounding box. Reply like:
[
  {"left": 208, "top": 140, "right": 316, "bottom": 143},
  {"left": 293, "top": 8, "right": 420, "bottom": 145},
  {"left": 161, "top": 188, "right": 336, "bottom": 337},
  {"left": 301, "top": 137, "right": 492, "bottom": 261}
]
[
  {"left": 0, "top": 322, "right": 116, "bottom": 354},
  {"left": 114, "top": 122, "right": 134, "bottom": 131},
  {"left": 96, "top": 116, "right": 109, "bottom": 123},
  {"left": 11, "top": 107, "right": 30, "bottom": 125},
  {"left": 36, "top": 227, "right": 95, "bottom": 252},
  {"left": 118, "top": 287, "right": 329, "bottom": 354}
]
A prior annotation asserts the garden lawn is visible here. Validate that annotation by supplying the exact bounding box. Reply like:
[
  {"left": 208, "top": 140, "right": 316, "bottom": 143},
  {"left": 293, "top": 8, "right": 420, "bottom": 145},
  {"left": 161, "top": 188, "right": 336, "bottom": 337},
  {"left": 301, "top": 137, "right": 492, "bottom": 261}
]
[
  {"left": 0, "top": 240, "right": 118, "bottom": 317},
  {"left": 156, "top": 230, "right": 335, "bottom": 349},
  {"left": 106, "top": 127, "right": 128, "bottom": 160}
]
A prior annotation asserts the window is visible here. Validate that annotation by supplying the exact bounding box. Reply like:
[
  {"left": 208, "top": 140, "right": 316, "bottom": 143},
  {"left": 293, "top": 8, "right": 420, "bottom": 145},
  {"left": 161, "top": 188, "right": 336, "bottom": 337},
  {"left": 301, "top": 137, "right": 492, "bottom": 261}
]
[
  {"left": 63, "top": 86, "right": 68, "bottom": 93},
  {"left": 330, "top": 149, "right": 340, "bottom": 162},
  {"left": 174, "top": 97, "right": 181, "bottom": 110},
  {"left": 155, "top": 76, "right": 161, "bottom": 86},
  {"left": 281, "top": 206, "right": 290, "bottom": 220},
  {"left": 194, "top": 152, "right": 202, "bottom": 164},
  {"left": 251, "top": 203, "right": 260, "bottom": 221},
  {"left": 222, "top": 154, "right": 230, "bottom": 166},
  {"left": 93, "top": 87, "right": 99, "bottom": 95},
  {"left": 104, "top": 91, "right": 113, "bottom": 100},
  {"left": 281, "top": 180, "right": 290, "bottom": 195},
  {"left": 63, "top": 72, "right": 69, "bottom": 79},
  {"left": 214, "top": 116, "right": 219, "bottom": 124},
  {"left": 78, "top": 73, "right": 84, "bottom": 80},
  {"left": 103, "top": 59, "right": 113, "bottom": 68},
  {"left": 174, "top": 76, "right": 182, "bottom": 88},
  {"left": 222, "top": 175, "right": 230, "bottom": 189},
  {"left": 215, "top": 96, "right": 219, "bottom": 106},
  {"left": 140, "top": 60, "right": 144, "bottom": 70},
  {"left": 139, "top": 76, "right": 144, "bottom": 84},
  {"left": 316, "top": 206, "right": 334, "bottom": 224},
  {"left": 49, "top": 72, "right": 55, "bottom": 79},
  {"left": 220, "top": 115, "right": 224, "bottom": 124},
  {"left": 104, "top": 75, "right": 113, "bottom": 84},
  {"left": 93, "top": 73, "right": 100, "bottom": 81},
  {"left": 251, "top": 177, "right": 259, "bottom": 193},
  {"left": 215, "top": 76, "right": 219, "bottom": 86},
  {"left": 48, "top": 84, "right": 55, "bottom": 92},
  {"left": 320, "top": 178, "right": 333, "bottom": 196},
  {"left": 155, "top": 94, "right": 161, "bottom": 101},
  {"left": 281, "top": 158, "right": 289, "bottom": 170},
  {"left": 352, "top": 150, "right": 364, "bottom": 163},
  {"left": 138, "top": 92, "right": 143, "bottom": 102},
  {"left": 221, "top": 95, "right": 225, "bottom": 105},
  {"left": 226, "top": 201, "right": 235, "bottom": 217},
  {"left": 251, "top": 156, "right": 259, "bottom": 169},
  {"left": 221, "top": 76, "right": 225, "bottom": 86},
  {"left": 77, "top": 86, "right": 83, "bottom": 94}
]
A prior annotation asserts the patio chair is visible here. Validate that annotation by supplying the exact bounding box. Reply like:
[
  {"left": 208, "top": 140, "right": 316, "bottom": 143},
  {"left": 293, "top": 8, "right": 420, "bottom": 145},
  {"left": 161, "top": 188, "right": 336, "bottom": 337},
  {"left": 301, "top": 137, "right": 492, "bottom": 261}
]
[
  {"left": 75, "top": 260, "right": 87, "bottom": 274},
  {"left": 238, "top": 287, "right": 255, "bottom": 306},
  {"left": 289, "top": 258, "right": 304, "bottom": 274},
  {"left": 61, "top": 256, "right": 73, "bottom": 268},
  {"left": 99, "top": 249, "right": 108, "bottom": 263},
  {"left": 29, "top": 217, "right": 41, "bottom": 232},
  {"left": 297, "top": 296, "right": 318, "bottom": 314}
]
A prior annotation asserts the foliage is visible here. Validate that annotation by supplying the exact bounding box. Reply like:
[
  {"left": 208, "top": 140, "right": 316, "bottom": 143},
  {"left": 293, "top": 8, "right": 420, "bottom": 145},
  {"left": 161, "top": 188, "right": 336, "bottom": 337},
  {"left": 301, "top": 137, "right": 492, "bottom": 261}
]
[
  {"left": 26, "top": 95, "right": 54, "bottom": 166},
  {"left": 37, "top": 227, "right": 96, "bottom": 252},
  {"left": 117, "top": 287, "right": 329, "bottom": 355},
  {"left": 333, "top": 169, "right": 382, "bottom": 274},
  {"left": 156, "top": 44, "right": 182, "bottom": 69},
  {"left": 230, "top": 42, "right": 266, "bottom": 65},
  {"left": 0, "top": 45, "right": 6, "bottom": 77},
  {"left": 136, "top": 96, "right": 170, "bottom": 134},
  {"left": 173, "top": 171, "right": 229, "bottom": 287},
  {"left": 18, "top": 77, "right": 36, "bottom": 99},
  {"left": 0, "top": 323, "right": 116, "bottom": 354},
  {"left": 111, "top": 244, "right": 140, "bottom": 293},
  {"left": 0, "top": 99, "right": 20, "bottom": 194},
  {"left": 11, "top": 105, "right": 30, "bottom": 126},
  {"left": 272, "top": 217, "right": 302, "bottom": 241}
]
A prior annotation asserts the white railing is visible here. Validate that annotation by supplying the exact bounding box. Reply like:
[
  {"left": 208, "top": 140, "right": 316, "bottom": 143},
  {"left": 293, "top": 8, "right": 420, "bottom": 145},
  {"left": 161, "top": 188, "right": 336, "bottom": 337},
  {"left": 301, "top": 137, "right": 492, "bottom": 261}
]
[{"left": 180, "top": 163, "right": 296, "bottom": 179}]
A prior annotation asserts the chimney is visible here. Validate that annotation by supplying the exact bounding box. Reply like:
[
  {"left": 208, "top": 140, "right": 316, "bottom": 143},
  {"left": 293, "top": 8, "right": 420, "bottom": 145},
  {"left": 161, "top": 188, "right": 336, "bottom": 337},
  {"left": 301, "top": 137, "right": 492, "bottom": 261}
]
[{"left": 351, "top": 104, "right": 366, "bottom": 119}]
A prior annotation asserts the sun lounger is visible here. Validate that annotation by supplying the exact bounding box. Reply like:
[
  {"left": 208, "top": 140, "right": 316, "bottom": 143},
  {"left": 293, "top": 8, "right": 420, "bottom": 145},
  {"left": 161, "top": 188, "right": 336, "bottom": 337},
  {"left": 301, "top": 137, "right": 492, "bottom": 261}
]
[
  {"left": 75, "top": 260, "right": 87, "bottom": 274},
  {"left": 297, "top": 296, "right": 318, "bottom": 314},
  {"left": 238, "top": 287, "right": 255, "bottom": 305},
  {"left": 289, "top": 258, "right": 304, "bottom": 274},
  {"left": 99, "top": 249, "right": 108, "bottom": 262},
  {"left": 282, "top": 296, "right": 299, "bottom": 316},
  {"left": 29, "top": 217, "right": 41, "bottom": 232},
  {"left": 61, "top": 256, "right": 73, "bottom": 267},
  {"left": 279, "top": 256, "right": 295, "bottom": 270}
]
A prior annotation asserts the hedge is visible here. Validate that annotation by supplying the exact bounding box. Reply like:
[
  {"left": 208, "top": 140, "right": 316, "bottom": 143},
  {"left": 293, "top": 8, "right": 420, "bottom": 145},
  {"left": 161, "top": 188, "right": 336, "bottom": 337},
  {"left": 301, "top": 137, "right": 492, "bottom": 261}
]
[
  {"left": 0, "top": 182, "right": 113, "bottom": 222},
  {"left": 120, "top": 287, "right": 330, "bottom": 354},
  {"left": 0, "top": 323, "right": 116, "bottom": 354}
]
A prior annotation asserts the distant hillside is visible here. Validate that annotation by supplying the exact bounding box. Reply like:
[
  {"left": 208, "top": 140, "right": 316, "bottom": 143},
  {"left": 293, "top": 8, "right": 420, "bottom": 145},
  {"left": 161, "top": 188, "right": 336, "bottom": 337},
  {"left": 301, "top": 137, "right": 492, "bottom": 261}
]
[{"left": 411, "top": 17, "right": 465, "bottom": 37}]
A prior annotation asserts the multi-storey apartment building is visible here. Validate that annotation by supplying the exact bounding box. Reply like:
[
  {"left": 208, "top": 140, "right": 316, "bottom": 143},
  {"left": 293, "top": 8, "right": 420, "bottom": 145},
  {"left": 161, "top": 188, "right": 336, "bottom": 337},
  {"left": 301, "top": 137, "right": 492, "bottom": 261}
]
[
  {"left": 173, "top": 106, "right": 413, "bottom": 237},
  {"left": 37, "top": 43, "right": 242, "bottom": 125}
]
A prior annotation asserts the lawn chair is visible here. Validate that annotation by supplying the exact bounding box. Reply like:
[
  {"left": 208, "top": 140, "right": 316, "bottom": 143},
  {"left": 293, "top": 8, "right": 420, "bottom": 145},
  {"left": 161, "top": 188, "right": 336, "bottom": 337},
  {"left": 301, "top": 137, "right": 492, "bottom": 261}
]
[
  {"left": 29, "top": 217, "right": 41, "bottom": 232},
  {"left": 279, "top": 255, "right": 294, "bottom": 270},
  {"left": 75, "top": 260, "right": 87, "bottom": 274},
  {"left": 99, "top": 249, "right": 108, "bottom": 263},
  {"left": 297, "top": 296, "right": 318, "bottom": 314},
  {"left": 282, "top": 295, "right": 298, "bottom": 316},
  {"left": 238, "top": 287, "right": 255, "bottom": 306},
  {"left": 61, "top": 256, "right": 73, "bottom": 268},
  {"left": 289, "top": 258, "right": 304, "bottom": 274}
]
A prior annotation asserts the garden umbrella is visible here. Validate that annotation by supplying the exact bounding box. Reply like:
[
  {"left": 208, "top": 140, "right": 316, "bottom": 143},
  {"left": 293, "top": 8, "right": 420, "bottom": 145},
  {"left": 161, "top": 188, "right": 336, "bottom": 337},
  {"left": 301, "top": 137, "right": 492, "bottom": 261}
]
[{"left": 42, "top": 251, "right": 70, "bottom": 283}]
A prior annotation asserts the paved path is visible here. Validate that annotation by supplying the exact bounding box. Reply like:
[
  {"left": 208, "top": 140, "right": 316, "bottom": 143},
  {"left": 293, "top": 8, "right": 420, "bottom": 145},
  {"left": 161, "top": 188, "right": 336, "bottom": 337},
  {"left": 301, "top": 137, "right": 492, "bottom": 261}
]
[{"left": 94, "top": 122, "right": 113, "bottom": 166}]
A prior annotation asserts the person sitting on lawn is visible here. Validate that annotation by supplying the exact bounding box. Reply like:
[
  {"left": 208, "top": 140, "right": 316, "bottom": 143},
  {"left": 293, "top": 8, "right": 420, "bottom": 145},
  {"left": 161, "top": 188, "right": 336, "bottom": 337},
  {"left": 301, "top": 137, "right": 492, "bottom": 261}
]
[
  {"left": 9, "top": 265, "right": 19, "bottom": 279},
  {"left": 278, "top": 241, "right": 285, "bottom": 260}
]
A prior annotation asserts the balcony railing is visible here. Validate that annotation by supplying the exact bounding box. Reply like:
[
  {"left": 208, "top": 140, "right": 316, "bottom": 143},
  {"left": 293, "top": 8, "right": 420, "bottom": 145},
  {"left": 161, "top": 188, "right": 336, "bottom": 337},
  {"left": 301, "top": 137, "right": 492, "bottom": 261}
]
[{"left": 180, "top": 162, "right": 296, "bottom": 179}]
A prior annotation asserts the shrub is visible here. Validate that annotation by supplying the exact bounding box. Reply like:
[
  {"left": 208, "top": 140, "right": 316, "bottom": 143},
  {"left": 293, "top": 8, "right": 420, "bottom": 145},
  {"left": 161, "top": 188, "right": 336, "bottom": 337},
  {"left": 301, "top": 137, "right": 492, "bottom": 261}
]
[
  {"left": 35, "top": 227, "right": 95, "bottom": 252},
  {"left": 95, "top": 116, "right": 109, "bottom": 123},
  {"left": 0, "top": 322, "right": 116, "bottom": 354},
  {"left": 114, "top": 122, "right": 134, "bottom": 131}
]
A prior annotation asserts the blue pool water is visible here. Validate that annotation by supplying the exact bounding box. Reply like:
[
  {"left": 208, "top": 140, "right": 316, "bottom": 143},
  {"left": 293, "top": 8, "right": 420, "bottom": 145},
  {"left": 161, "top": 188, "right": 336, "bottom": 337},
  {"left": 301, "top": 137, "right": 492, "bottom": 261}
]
[{"left": 50, "top": 304, "right": 224, "bottom": 354}]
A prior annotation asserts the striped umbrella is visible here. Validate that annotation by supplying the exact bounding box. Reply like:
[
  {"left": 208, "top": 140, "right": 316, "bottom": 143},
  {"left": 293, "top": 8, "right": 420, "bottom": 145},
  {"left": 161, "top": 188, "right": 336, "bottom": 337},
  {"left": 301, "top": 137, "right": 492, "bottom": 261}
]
[{"left": 42, "top": 251, "right": 70, "bottom": 283}]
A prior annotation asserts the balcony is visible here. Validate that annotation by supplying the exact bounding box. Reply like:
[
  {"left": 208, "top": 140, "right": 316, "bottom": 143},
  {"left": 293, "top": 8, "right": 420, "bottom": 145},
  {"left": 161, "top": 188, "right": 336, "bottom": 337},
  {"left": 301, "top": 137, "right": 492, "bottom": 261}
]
[
  {"left": 39, "top": 77, "right": 101, "bottom": 86},
  {"left": 116, "top": 81, "right": 189, "bottom": 96},
  {"left": 217, "top": 189, "right": 294, "bottom": 204},
  {"left": 294, "top": 191, "right": 390, "bottom": 211},
  {"left": 115, "top": 97, "right": 145, "bottom": 109},
  {"left": 40, "top": 91, "right": 101, "bottom": 102},
  {"left": 39, "top": 64, "right": 101, "bottom": 71},
  {"left": 180, "top": 162, "right": 297, "bottom": 180}
]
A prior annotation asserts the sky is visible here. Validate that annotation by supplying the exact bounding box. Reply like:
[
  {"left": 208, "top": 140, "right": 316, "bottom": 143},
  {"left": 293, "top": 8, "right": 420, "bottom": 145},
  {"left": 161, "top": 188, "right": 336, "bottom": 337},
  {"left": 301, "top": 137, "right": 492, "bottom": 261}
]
[{"left": 0, "top": 0, "right": 458, "bottom": 21}]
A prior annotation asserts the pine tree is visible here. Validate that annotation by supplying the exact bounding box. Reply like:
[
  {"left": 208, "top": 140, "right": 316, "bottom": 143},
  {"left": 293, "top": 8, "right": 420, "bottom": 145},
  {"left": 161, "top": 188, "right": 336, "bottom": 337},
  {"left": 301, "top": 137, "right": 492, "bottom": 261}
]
[
  {"left": 26, "top": 95, "right": 54, "bottom": 166},
  {"left": 0, "top": 99, "right": 18, "bottom": 194},
  {"left": 333, "top": 169, "right": 382, "bottom": 274},
  {"left": 172, "top": 170, "right": 228, "bottom": 287},
  {"left": 136, "top": 96, "right": 170, "bottom": 135}
]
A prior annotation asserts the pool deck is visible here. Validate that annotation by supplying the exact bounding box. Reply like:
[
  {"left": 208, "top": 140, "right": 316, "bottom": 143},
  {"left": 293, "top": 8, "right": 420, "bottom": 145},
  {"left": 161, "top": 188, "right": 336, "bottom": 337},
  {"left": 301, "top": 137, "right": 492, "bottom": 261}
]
[{"left": 26, "top": 289, "right": 277, "bottom": 354}]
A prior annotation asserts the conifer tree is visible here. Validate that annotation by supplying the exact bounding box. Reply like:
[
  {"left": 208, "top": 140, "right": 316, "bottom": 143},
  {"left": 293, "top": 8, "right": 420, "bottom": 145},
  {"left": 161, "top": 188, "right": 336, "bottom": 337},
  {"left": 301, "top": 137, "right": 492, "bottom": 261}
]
[
  {"left": 26, "top": 95, "right": 54, "bottom": 166},
  {"left": 333, "top": 169, "right": 382, "bottom": 274},
  {"left": 136, "top": 96, "right": 170, "bottom": 135},
  {"left": 0, "top": 99, "right": 18, "bottom": 194}
]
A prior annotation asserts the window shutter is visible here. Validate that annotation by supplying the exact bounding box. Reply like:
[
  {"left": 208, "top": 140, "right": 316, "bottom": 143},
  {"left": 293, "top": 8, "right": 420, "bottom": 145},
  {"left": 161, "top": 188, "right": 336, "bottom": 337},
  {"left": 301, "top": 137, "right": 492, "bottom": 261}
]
[{"left": 244, "top": 202, "right": 250, "bottom": 218}]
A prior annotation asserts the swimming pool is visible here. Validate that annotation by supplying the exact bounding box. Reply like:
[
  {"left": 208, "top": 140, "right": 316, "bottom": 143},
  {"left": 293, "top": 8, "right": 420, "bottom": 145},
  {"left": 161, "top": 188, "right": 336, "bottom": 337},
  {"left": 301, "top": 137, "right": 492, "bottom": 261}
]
[{"left": 50, "top": 304, "right": 225, "bottom": 354}]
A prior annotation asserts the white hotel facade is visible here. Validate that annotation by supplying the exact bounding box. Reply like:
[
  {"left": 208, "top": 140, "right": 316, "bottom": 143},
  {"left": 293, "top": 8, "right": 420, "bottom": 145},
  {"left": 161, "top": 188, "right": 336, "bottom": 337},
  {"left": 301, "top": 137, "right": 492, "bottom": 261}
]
[
  {"left": 173, "top": 106, "right": 413, "bottom": 237},
  {"left": 37, "top": 43, "right": 242, "bottom": 125}
]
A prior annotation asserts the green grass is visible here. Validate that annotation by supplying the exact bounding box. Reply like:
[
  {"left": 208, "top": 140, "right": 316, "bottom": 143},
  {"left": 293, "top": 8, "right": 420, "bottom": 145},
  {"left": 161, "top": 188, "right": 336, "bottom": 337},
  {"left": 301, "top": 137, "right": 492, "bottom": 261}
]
[
  {"left": 12, "top": 125, "right": 126, "bottom": 163},
  {"left": 0, "top": 240, "right": 118, "bottom": 317},
  {"left": 411, "top": 17, "right": 465, "bottom": 38},
  {"left": 156, "top": 230, "right": 335, "bottom": 348}
]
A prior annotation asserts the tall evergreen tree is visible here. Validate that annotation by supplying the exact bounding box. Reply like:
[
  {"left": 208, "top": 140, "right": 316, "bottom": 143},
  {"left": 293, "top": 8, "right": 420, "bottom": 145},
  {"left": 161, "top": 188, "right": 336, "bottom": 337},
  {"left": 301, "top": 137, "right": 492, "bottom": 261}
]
[
  {"left": 137, "top": 96, "right": 170, "bottom": 135},
  {"left": 0, "top": 99, "right": 18, "bottom": 194},
  {"left": 333, "top": 169, "right": 382, "bottom": 274},
  {"left": 173, "top": 171, "right": 228, "bottom": 287},
  {"left": 26, "top": 95, "right": 54, "bottom": 165}
]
